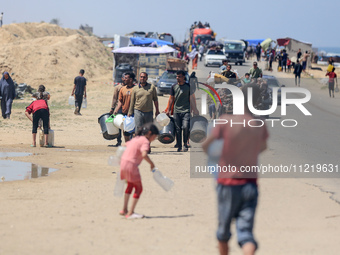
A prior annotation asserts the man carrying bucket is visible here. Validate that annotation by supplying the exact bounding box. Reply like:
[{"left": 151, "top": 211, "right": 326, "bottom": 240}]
[
  {"left": 109, "top": 73, "right": 126, "bottom": 146},
  {"left": 166, "top": 70, "right": 199, "bottom": 152},
  {"left": 114, "top": 72, "right": 135, "bottom": 142}
]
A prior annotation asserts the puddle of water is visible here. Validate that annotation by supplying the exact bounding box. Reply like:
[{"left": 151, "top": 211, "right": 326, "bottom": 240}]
[
  {"left": 0, "top": 152, "right": 32, "bottom": 158},
  {"left": 0, "top": 160, "right": 58, "bottom": 182}
]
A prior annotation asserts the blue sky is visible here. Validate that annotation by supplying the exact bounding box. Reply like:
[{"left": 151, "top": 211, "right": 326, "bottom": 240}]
[{"left": 2, "top": 0, "right": 339, "bottom": 47}]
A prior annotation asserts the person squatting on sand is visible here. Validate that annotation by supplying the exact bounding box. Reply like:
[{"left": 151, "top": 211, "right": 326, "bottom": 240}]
[
  {"left": 25, "top": 85, "right": 51, "bottom": 147},
  {"left": 119, "top": 123, "right": 159, "bottom": 219},
  {"left": 202, "top": 84, "right": 269, "bottom": 255}
]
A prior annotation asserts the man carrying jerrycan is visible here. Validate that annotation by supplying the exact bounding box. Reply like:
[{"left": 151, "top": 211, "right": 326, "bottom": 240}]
[
  {"left": 114, "top": 72, "right": 135, "bottom": 143},
  {"left": 71, "top": 69, "right": 86, "bottom": 116},
  {"left": 166, "top": 70, "right": 199, "bottom": 152}
]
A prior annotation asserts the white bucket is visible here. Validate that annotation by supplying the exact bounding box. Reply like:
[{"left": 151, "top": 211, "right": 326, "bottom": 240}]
[
  {"left": 113, "top": 114, "right": 124, "bottom": 129},
  {"left": 106, "top": 121, "right": 119, "bottom": 135},
  {"left": 156, "top": 113, "right": 170, "bottom": 127}
]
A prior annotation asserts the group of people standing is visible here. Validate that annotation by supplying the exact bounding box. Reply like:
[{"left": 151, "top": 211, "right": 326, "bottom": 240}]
[{"left": 109, "top": 70, "right": 199, "bottom": 152}]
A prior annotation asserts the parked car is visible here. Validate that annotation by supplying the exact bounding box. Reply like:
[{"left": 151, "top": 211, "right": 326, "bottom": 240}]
[
  {"left": 262, "top": 75, "right": 285, "bottom": 105},
  {"left": 156, "top": 70, "right": 189, "bottom": 96},
  {"left": 204, "top": 49, "right": 226, "bottom": 67}
]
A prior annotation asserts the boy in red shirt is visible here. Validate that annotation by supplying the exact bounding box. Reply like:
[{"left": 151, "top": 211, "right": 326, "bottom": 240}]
[
  {"left": 326, "top": 67, "right": 338, "bottom": 98},
  {"left": 25, "top": 97, "right": 50, "bottom": 147},
  {"left": 202, "top": 84, "right": 268, "bottom": 255}
]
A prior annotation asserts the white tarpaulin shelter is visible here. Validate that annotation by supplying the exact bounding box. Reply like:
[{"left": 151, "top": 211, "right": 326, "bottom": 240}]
[{"left": 112, "top": 45, "right": 175, "bottom": 54}]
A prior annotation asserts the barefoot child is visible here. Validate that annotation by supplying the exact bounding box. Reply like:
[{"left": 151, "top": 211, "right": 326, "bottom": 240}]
[
  {"left": 120, "top": 123, "right": 159, "bottom": 219},
  {"left": 25, "top": 89, "right": 50, "bottom": 147}
]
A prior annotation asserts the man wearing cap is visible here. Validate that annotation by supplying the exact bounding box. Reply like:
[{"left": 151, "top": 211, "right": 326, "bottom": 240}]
[
  {"left": 249, "top": 62, "right": 262, "bottom": 80},
  {"left": 71, "top": 69, "right": 87, "bottom": 115}
]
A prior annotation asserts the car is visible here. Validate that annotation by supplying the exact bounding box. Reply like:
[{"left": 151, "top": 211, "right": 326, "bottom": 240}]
[
  {"left": 223, "top": 40, "right": 245, "bottom": 65},
  {"left": 204, "top": 49, "right": 226, "bottom": 67},
  {"left": 262, "top": 75, "right": 285, "bottom": 105},
  {"left": 156, "top": 70, "right": 189, "bottom": 96}
]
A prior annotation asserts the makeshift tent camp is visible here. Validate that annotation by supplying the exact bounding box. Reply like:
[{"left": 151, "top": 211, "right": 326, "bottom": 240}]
[{"left": 277, "top": 37, "right": 312, "bottom": 67}]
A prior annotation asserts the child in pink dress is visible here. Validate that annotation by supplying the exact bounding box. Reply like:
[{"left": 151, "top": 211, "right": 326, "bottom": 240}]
[{"left": 120, "top": 123, "right": 159, "bottom": 219}]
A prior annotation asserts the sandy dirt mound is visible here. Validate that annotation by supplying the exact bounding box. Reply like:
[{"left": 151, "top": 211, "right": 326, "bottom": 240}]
[{"left": 0, "top": 23, "right": 113, "bottom": 87}]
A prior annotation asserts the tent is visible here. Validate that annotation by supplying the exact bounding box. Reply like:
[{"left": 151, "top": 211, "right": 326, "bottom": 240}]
[
  {"left": 276, "top": 37, "right": 312, "bottom": 66},
  {"left": 129, "top": 37, "right": 174, "bottom": 46},
  {"left": 246, "top": 39, "right": 265, "bottom": 47}
]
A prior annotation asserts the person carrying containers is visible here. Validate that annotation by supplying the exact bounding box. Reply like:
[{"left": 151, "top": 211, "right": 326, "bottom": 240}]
[
  {"left": 71, "top": 69, "right": 86, "bottom": 115},
  {"left": 166, "top": 70, "right": 199, "bottom": 152},
  {"left": 114, "top": 72, "right": 136, "bottom": 143},
  {"left": 109, "top": 73, "right": 127, "bottom": 146},
  {"left": 128, "top": 72, "right": 160, "bottom": 134}
]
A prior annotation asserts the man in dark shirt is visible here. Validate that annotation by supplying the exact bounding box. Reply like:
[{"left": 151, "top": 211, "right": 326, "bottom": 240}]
[
  {"left": 255, "top": 43, "right": 262, "bottom": 62},
  {"left": 297, "top": 48, "right": 302, "bottom": 60},
  {"left": 71, "top": 69, "right": 87, "bottom": 115},
  {"left": 166, "top": 70, "right": 199, "bottom": 152}
]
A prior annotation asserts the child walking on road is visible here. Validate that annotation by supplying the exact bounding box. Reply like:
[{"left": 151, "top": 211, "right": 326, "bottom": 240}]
[{"left": 119, "top": 123, "right": 159, "bottom": 219}]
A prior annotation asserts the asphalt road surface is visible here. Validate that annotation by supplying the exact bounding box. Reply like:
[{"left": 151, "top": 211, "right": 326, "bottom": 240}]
[{"left": 194, "top": 57, "right": 340, "bottom": 203}]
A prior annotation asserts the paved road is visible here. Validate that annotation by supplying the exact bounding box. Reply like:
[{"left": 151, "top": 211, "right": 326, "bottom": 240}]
[{"left": 193, "top": 57, "right": 340, "bottom": 202}]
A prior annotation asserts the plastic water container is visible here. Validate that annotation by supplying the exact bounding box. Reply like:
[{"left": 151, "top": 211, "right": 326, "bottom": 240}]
[
  {"left": 68, "top": 96, "right": 75, "bottom": 105},
  {"left": 116, "top": 146, "right": 126, "bottom": 160},
  {"left": 108, "top": 155, "right": 120, "bottom": 166},
  {"left": 123, "top": 116, "right": 135, "bottom": 132},
  {"left": 82, "top": 98, "right": 87, "bottom": 108},
  {"left": 114, "top": 171, "right": 126, "bottom": 197},
  {"left": 38, "top": 129, "right": 54, "bottom": 146},
  {"left": 38, "top": 129, "right": 44, "bottom": 147},
  {"left": 106, "top": 121, "right": 119, "bottom": 135},
  {"left": 152, "top": 168, "right": 174, "bottom": 191},
  {"left": 48, "top": 129, "right": 54, "bottom": 147},
  {"left": 113, "top": 114, "right": 124, "bottom": 129},
  {"left": 156, "top": 113, "right": 170, "bottom": 127}
]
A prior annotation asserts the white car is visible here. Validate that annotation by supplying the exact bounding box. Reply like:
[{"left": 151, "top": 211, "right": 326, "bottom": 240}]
[{"left": 204, "top": 49, "right": 226, "bottom": 67}]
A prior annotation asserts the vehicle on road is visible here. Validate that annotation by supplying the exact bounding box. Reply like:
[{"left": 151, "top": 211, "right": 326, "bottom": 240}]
[
  {"left": 159, "top": 33, "right": 174, "bottom": 43},
  {"left": 262, "top": 75, "right": 285, "bottom": 105},
  {"left": 223, "top": 40, "right": 246, "bottom": 65},
  {"left": 156, "top": 70, "right": 189, "bottom": 96},
  {"left": 204, "top": 49, "right": 226, "bottom": 67}
]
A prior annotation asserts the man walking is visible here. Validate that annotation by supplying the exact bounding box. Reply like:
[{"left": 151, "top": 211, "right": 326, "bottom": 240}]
[
  {"left": 202, "top": 83, "right": 268, "bottom": 255},
  {"left": 166, "top": 70, "right": 199, "bottom": 152},
  {"left": 255, "top": 43, "right": 262, "bottom": 62},
  {"left": 114, "top": 72, "right": 135, "bottom": 142},
  {"left": 199, "top": 43, "right": 205, "bottom": 61},
  {"left": 71, "top": 69, "right": 86, "bottom": 115},
  {"left": 294, "top": 60, "right": 303, "bottom": 86},
  {"left": 109, "top": 73, "right": 127, "bottom": 146},
  {"left": 128, "top": 72, "right": 160, "bottom": 133}
]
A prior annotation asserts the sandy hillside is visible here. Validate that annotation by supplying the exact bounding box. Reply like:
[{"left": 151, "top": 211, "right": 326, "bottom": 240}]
[{"left": 0, "top": 22, "right": 113, "bottom": 87}]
